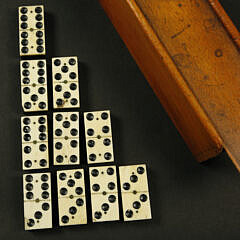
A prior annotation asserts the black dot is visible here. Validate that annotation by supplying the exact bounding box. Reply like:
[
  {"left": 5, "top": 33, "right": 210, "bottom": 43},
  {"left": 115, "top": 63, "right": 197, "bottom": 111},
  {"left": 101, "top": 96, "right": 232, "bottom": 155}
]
[
  {"left": 69, "top": 72, "right": 76, "bottom": 79},
  {"left": 39, "top": 125, "right": 46, "bottom": 132},
  {"left": 23, "top": 77, "right": 30, "bottom": 84},
  {"left": 23, "top": 87, "right": 30, "bottom": 94},
  {"left": 76, "top": 198, "right": 84, "bottom": 206},
  {"left": 89, "top": 154, "right": 96, "bottom": 162},
  {"left": 55, "top": 114, "right": 63, "bottom": 121},
  {"left": 55, "top": 129, "right": 62, "bottom": 136},
  {"left": 23, "top": 117, "right": 31, "bottom": 125},
  {"left": 21, "top": 39, "right": 28, "bottom": 46},
  {"left": 36, "top": 22, "right": 43, "bottom": 29},
  {"left": 24, "top": 102, "right": 31, "bottom": 109},
  {"left": 22, "top": 61, "right": 29, "bottom": 68},
  {"left": 39, "top": 159, "right": 47, "bottom": 167},
  {"left": 63, "top": 91, "right": 71, "bottom": 99},
  {"left": 125, "top": 210, "right": 133, "bottom": 218},
  {"left": 37, "top": 46, "right": 44, "bottom": 53},
  {"left": 137, "top": 166, "right": 145, "bottom": 174},
  {"left": 56, "top": 155, "right": 63, "bottom": 163},
  {"left": 140, "top": 194, "right": 148, "bottom": 202},
  {"left": 24, "top": 134, "right": 31, "bottom": 141},
  {"left": 70, "top": 83, "right": 77, "bottom": 90},
  {"left": 55, "top": 73, "right": 62, "bottom": 80},
  {"left": 70, "top": 98, "right": 78, "bottom": 106},
  {"left": 60, "top": 188, "right": 67, "bottom": 195},
  {"left": 70, "top": 128, "right": 78, "bottom": 136},
  {"left": 27, "top": 219, "right": 35, "bottom": 227},
  {"left": 74, "top": 171, "right": 82, "bottom": 179},
  {"left": 63, "top": 121, "right": 70, "bottom": 128},
  {"left": 39, "top": 102, "right": 46, "bottom": 109},
  {"left": 59, "top": 173, "right": 66, "bottom": 180},
  {"left": 107, "top": 167, "right": 114, "bottom": 175},
  {"left": 70, "top": 140, "right": 78, "bottom": 148},
  {"left": 69, "top": 58, "right": 76, "bottom": 65},
  {"left": 20, "top": 7, "right": 28, "bottom": 14},
  {"left": 21, "top": 31, "right": 28, "bottom": 38},
  {"left": 70, "top": 114, "right": 78, "bottom": 121},
  {"left": 61, "top": 215, "right": 69, "bottom": 224},
  {"left": 21, "top": 47, "right": 28, "bottom": 54},
  {"left": 94, "top": 211, "right": 102, "bottom": 220},
  {"left": 88, "top": 140, "right": 95, "bottom": 147},
  {"left": 35, "top": 14, "right": 42, "bottom": 21},
  {"left": 22, "top": 69, "right": 29, "bottom": 76},
  {"left": 92, "top": 184, "right": 100, "bottom": 192},
  {"left": 61, "top": 65, "right": 68, "bottom": 73},
  {"left": 42, "top": 203, "right": 50, "bottom": 211},
  {"left": 55, "top": 85, "right": 62, "bottom": 92},
  {"left": 54, "top": 59, "right": 61, "bottom": 66},
  {"left": 91, "top": 169, "right": 99, "bottom": 177},
  {"left": 24, "top": 146, "right": 31, "bottom": 154},
  {"left": 38, "top": 117, "right": 46, "bottom": 124},
  {"left": 38, "top": 61, "right": 45, "bottom": 68},
  {"left": 108, "top": 182, "right": 115, "bottom": 190},
  {"left": 123, "top": 182, "right": 130, "bottom": 190},
  {"left": 41, "top": 183, "right": 49, "bottom": 190},
  {"left": 101, "top": 203, "right": 109, "bottom": 211},
  {"left": 102, "top": 126, "right": 109, "bottom": 133},
  {"left": 41, "top": 174, "right": 49, "bottom": 182},
  {"left": 67, "top": 179, "right": 75, "bottom": 187},
  {"left": 38, "top": 77, "right": 45, "bottom": 84},
  {"left": 87, "top": 128, "right": 94, "bottom": 136},
  {"left": 23, "top": 126, "right": 30, "bottom": 133},
  {"left": 38, "top": 87, "right": 45, "bottom": 94},
  {"left": 86, "top": 113, "right": 94, "bottom": 121},
  {"left": 70, "top": 155, "right": 78, "bottom": 163},
  {"left": 24, "top": 160, "right": 32, "bottom": 168},
  {"left": 39, "top": 144, "right": 47, "bottom": 152},
  {"left": 56, "top": 98, "right": 63, "bottom": 106},
  {"left": 26, "top": 183, "right": 33, "bottom": 191},
  {"left": 26, "top": 192, "right": 33, "bottom": 199},
  {"left": 133, "top": 201, "right": 141, "bottom": 209},
  {"left": 38, "top": 69, "right": 45, "bottom": 76},
  {"left": 101, "top": 112, "right": 108, "bottom": 120},
  {"left": 75, "top": 187, "right": 83, "bottom": 195},
  {"left": 21, "top": 14, "right": 28, "bottom": 21},
  {"left": 130, "top": 175, "right": 138, "bottom": 183},
  {"left": 108, "top": 195, "right": 116, "bottom": 203},
  {"left": 103, "top": 138, "right": 111, "bottom": 146},
  {"left": 36, "top": 31, "right": 43, "bottom": 38},
  {"left": 104, "top": 152, "right": 112, "bottom": 160},
  {"left": 35, "top": 7, "right": 42, "bottom": 13},
  {"left": 55, "top": 142, "right": 62, "bottom": 150},
  {"left": 31, "top": 94, "right": 38, "bottom": 102},
  {"left": 69, "top": 206, "right": 77, "bottom": 215},
  {"left": 21, "top": 22, "right": 28, "bottom": 29},
  {"left": 25, "top": 175, "right": 33, "bottom": 182}
]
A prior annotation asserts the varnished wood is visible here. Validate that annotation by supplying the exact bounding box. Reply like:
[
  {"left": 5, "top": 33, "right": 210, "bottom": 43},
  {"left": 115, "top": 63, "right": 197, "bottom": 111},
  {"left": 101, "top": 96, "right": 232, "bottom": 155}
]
[{"left": 99, "top": 0, "right": 240, "bottom": 170}]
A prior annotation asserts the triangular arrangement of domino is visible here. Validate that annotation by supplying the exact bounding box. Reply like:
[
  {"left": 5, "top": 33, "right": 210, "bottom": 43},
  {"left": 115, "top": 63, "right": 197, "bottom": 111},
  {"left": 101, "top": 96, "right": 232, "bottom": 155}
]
[{"left": 18, "top": 4, "right": 152, "bottom": 231}]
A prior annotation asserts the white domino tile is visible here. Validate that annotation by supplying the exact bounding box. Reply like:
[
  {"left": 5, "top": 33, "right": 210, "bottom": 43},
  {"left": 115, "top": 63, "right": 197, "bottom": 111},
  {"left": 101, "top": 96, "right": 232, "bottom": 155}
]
[
  {"left": 52, "top": 56, "right": 80, "bottom": 109},
  {"left": 119, "top": 164, "right": 152, "bottom": 221},
  {"left": 57, "top": 169, "right": 87, "bottom": 226},
  {"left": 89, "top": 166, "right": 119, "bottom": 222},
  {"left": 19, "top": 5, "right": 46, "bottom": 56},
  {"left": 20, "top": 59, "right": 48, "bottom": 112},
  {"left": 23, "top": 173, "right": 52, "bottom": 230},
  {"left": 21, "top": 115, "right": 49, "bottom": 170},
  {"left": 53, "top": 112, "right": 80, "bottom": 165},
  {"left": 84, "top": 110, "right": 114, "bottom": 164}
]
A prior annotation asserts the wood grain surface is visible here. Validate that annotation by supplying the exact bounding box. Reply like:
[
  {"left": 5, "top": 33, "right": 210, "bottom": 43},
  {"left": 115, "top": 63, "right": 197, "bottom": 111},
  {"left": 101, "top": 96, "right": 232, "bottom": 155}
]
[{"left": 99, "top": 0, "right": 240, "bottom": 170}]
